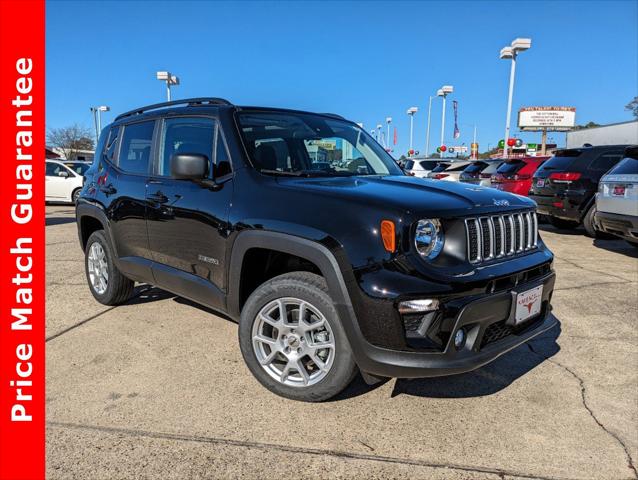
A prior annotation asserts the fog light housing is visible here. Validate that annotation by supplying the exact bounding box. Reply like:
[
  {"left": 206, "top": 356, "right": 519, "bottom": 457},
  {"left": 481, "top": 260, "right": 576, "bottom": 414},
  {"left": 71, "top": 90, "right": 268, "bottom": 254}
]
[
  {"left": 398, "top": 298, "right": 439, "bottom": 314},
  {"left": 454, "top": 329, "right": 466, "bottom": 350}
]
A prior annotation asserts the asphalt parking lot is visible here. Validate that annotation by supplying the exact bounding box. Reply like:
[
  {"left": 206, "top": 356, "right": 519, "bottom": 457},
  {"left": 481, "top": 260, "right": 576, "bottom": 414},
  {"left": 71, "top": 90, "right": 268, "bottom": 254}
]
[{"left": 45, "top": 205, "right": 638, "bottom": 480}]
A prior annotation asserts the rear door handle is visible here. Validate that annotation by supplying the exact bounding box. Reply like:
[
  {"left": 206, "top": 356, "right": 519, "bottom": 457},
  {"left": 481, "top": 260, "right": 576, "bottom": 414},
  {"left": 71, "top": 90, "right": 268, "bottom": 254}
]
[{"left": 148, "top": 190, "right": 169, "bottom": 204}]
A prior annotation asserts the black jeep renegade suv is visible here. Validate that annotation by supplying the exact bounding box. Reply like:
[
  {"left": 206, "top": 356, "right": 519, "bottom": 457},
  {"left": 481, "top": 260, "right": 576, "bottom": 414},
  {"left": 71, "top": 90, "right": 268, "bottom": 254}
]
[{"left": 76, "top": 98, "right": 557, "bottom": 401}]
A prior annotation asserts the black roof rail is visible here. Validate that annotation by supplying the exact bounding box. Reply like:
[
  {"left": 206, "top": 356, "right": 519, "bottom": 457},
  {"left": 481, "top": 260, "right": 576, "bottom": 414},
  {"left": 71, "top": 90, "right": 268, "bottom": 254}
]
[
  {"left": 320, "top": 112, "right": 346, "bottom": 120},
  {"left": 115, "top": 97, "right": 233, "bottom": 121}
]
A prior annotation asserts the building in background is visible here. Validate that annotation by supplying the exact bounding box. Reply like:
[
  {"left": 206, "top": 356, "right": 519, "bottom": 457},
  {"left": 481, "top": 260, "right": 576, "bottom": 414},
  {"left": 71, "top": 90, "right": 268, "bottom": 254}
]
[{"left": 566, "top": 120, "right": 638, "bottom": 148}]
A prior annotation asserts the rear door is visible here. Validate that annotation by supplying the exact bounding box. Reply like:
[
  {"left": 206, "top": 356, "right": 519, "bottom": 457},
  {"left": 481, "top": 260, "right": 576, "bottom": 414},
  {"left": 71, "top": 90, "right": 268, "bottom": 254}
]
[
  {"left": 108, "top": 120, "right": 155, "bottom": 262},
  {"left": 146, "top": 116, "right": 233, "bottom": 309}
]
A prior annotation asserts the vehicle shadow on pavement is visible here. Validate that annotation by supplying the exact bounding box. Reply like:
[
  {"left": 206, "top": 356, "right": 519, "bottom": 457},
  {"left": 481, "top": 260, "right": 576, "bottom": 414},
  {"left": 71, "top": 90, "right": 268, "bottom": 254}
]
[
  {"left": 388, "top": 319, "right": 562, "bottom": 399},
  {"left": 539, "top": 224, "right": 584, "bottom": 236},
  {"left": 592, "top": 238, "right": 638, "bottom": 258},
  {"left": 46, "top": 216, "right": 77, "bottom": 226},
  {"left": 127, "top": 287, "right": 176, "bottom": 305}
]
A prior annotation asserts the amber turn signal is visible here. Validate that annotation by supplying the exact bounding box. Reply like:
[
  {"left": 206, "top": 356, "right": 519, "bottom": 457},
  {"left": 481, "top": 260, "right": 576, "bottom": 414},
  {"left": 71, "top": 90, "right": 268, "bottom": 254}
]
[{"left": 380, "top": 220, "right": 396, "bottom": 252}]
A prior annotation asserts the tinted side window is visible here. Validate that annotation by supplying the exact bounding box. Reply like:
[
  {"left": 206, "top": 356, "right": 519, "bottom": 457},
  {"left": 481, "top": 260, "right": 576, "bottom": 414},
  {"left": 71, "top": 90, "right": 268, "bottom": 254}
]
[
  {"left": 118, "top": 121, "right": 155, "bottom": 174},
  {"left": 45, "top": 162, "right": 60, "bottom": 176},
  {"left": 158, "top": 117, "right": 215, "bottom": 176},
  {"left": 589, "top": 152, "right": 623, "bottom": 171}
]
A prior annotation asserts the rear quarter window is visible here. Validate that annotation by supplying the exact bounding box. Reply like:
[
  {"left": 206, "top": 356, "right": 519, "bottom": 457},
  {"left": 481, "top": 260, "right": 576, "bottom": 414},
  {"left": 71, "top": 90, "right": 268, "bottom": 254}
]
[
  {"left": 589, "top": 152, "right": 624, "bottom": 171},
  {"left": 404, "top": 160, "right": 414, "bottom": 170}
]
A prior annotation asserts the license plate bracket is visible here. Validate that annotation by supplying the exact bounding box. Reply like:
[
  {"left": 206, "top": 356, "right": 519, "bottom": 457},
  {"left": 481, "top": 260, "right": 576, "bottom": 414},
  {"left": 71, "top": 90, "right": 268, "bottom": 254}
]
[{"left": 513, "top": 285, "right": 543, "bottom": 325}]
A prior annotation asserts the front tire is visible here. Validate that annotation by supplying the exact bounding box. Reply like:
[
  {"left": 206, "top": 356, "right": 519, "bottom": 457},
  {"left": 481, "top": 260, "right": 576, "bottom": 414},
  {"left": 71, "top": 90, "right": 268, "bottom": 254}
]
[
  {"left": 72, "top": 188, "right": 81, "bottom": 203},
  {"left": 85, "top": 230, "right": 134, "bottom": 305},
  {"left": 239, "top": 272, "right": 357, "bottom": 402}
]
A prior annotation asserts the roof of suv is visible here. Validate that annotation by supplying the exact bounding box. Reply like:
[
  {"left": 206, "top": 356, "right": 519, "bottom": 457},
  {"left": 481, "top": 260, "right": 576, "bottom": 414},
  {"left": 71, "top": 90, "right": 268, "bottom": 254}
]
[{"left": 113, "top": 97, "right": 347, "bottom": 125}]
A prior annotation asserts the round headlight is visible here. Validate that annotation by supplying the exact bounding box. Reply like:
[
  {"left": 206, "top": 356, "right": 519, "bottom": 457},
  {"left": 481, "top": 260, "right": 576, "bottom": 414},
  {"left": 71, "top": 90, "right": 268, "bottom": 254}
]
[{"left": 415, "top": 219, "right": 444, "bottom": 259}]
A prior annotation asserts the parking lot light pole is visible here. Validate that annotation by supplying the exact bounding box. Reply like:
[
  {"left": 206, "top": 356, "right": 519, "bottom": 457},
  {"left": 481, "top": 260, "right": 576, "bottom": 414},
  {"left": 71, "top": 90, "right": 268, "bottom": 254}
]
[
  {"left": 156, "top": 71, "right": 180, "bottom": 101},
  {"left": 407, "top": 107, "right": 418, "bottom": 153},
  {"left": 386, "top": 117, "right": 392, "bottom": 150},
  {"left": 90, "top": 105, "right": 110, "bottom": 145},
  {"left": 425, "top": 96, "right": 433, "bottom": 157},
  {"left": 437, "top": 85, "right": 453, "bottom": 158},
  {"left": 500, "top": 38, "right": 531, "bottom": 158}
]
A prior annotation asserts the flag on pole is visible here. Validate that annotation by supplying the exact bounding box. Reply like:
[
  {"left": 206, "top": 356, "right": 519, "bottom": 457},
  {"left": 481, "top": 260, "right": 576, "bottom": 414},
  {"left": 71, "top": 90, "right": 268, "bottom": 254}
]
[
  {"left": 453, "top": 100, "right": 460, "bottom": 139},
  {"left": 393, "top": 127, "right": 397, "bottom": 145}
]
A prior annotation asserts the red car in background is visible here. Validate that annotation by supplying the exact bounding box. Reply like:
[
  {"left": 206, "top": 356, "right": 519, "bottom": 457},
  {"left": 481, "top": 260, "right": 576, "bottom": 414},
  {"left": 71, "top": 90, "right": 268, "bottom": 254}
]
[{"left": 491, "top": 156, "right": 550, "bottom": 195}]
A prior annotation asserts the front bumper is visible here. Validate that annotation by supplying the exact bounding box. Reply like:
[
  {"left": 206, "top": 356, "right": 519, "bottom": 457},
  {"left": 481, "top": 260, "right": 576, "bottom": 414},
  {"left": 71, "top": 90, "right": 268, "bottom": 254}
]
[
  {"left": 595, "top": 211, "right": 638, "bottom": 242},
  {"left": 339, "top": 272, "right": 556, "bottom": 379}
]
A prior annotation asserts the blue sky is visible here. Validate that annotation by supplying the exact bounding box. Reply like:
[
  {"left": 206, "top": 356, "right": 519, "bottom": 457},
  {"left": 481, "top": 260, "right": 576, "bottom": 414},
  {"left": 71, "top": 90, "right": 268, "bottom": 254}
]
[{"left": 46, "top": 0, "right": 637, "bottom": 156}]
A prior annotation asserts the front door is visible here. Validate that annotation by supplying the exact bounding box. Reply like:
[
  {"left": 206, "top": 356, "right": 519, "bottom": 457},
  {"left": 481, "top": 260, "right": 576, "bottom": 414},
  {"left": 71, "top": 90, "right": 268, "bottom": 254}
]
[
  {"left": 45, "top": 161, "right": 71, "bottom": 200},
  {"left": 146, "top": 116, "right": 233, "bottom": 309}
]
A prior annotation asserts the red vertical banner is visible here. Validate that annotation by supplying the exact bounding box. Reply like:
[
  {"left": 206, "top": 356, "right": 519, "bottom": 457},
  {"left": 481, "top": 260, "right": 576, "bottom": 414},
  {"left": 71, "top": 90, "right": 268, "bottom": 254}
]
[{"left": 0, "top": 0, "right": 46, "bottom": 479}]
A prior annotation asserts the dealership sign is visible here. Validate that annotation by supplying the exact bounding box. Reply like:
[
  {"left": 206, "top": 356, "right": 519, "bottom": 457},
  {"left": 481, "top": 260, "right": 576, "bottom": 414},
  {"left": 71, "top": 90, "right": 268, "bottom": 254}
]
[{"left": 518, "top": 107, "right": 576, "bottom": 131}]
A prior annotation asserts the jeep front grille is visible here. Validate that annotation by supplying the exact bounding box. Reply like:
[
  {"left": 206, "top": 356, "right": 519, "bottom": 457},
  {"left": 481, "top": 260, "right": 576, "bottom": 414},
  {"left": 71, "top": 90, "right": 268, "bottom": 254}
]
[{"left": 465, "top": 211, "right": 538, "bottom": 264}]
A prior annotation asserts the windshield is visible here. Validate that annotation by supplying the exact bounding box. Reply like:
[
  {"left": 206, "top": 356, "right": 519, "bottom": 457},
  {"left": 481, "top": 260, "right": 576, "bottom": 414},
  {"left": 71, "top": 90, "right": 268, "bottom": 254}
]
[
  {"left": 237, "top": 112, "right": 403, "bottom": 177},
  {"left": 64, "top": 162, "right": 91, "bottom": 175}
]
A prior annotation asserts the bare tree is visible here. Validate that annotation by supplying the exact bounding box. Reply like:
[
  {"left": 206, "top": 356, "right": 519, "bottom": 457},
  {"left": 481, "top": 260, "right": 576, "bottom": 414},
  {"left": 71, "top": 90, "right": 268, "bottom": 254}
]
[
  {"left": 46, "top": 124, "right": 95, "bottom": 160},
  {"left": 625, "top": 96, "right": 638, "bottom": 118}
]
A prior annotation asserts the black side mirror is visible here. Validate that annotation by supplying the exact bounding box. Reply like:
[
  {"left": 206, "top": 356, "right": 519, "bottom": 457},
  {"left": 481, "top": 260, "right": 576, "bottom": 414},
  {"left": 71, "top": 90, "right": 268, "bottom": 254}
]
[{"left": 171, "top": 153, "right": 208, "bottom": 180}]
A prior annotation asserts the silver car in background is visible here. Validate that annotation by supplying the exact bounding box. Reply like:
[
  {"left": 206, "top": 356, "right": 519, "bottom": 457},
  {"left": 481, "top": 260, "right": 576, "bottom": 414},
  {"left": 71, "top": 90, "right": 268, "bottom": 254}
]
[
  {"left": 459, "top": 159, "right": 503, "bottom": 187},
  {"left": 595, "top": 145, "right": 638, "bottom": 246},
  {"left": 429, "top": 160, "right": 472, "bottom": 181}
]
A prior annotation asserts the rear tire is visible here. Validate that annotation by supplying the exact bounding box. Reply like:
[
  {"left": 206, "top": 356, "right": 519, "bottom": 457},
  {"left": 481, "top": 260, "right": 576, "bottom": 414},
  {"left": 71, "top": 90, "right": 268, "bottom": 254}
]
[
  {"left": 239, "top": 272, "right": 357, "bottom": 402},
  {"left": 549, "top": 216, "right": 579, "bottom": 230},
  {"left": 583, "top": 205, "right": 614, "bottom": 239},
  {"left": 85, "top": 230, "right": 134, "bottom": 305},
  {"left": 72, "top": 188, "right": 81, "bottom": 203}
]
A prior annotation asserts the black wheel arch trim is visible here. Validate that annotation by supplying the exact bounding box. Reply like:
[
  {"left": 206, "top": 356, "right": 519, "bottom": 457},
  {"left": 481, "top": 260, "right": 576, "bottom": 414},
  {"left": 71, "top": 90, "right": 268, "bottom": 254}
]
[
  {"left": 75, "top": 200, "right": 116, "bottom": 255},
  {"left": 227, "top": 230, "right": 354, "bottom": 319}
]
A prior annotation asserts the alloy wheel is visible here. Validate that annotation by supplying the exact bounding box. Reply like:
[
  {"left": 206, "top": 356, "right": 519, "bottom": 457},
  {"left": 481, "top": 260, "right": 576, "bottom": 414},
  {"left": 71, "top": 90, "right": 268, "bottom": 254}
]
[
  {"left": 87, "top": 242, "right": 109, "bottom": 295},
  {"left": 252, "top": 297, "right": 335, "bottom": 387}
]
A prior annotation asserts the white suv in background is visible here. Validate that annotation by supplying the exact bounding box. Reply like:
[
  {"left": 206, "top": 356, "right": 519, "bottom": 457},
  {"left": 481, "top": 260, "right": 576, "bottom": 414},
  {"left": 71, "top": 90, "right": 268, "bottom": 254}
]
[
  {"left": 404, "top": 158, "right": 441, "bottom": 178},
  {"left": 45, "top": 160, "right": 85, "bottom": 203}
]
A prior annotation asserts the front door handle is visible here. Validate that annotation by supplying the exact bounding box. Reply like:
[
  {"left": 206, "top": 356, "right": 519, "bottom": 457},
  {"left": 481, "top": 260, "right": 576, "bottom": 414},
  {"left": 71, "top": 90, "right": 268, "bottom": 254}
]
[{"left": 148, "top": 190, "right": 169, "bottom": 204}]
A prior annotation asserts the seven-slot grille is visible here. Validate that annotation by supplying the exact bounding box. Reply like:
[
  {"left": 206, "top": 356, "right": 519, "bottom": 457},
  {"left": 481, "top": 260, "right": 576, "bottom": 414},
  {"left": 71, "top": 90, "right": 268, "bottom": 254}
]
[{"left": 465, "top": 211, "right": 538, "bottom": 264}]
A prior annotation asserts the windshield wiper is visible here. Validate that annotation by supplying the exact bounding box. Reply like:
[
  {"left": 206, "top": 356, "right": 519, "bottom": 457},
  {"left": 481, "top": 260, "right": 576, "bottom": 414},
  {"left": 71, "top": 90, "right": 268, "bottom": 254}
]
[{"left": 259, "top": 169, "right": 306, "bottom": 176}]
